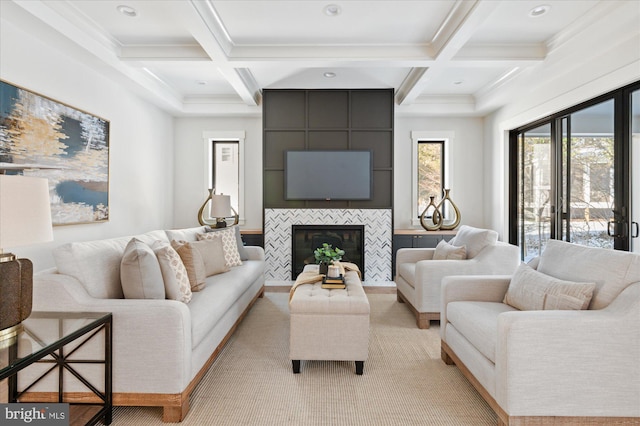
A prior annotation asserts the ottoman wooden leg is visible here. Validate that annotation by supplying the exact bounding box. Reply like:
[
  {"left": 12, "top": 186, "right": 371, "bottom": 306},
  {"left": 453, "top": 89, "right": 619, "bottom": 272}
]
[
  {"left": 292, "top": 360, "right": 301, "bottom": 374},
  {"left": 355, "top": 361, "right": 364, "bottom": 375}
]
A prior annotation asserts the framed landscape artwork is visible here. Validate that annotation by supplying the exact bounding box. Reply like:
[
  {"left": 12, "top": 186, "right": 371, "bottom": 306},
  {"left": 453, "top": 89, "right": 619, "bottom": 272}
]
[{"left": 0, "top": 80, "right": 110, "bottom": 225}]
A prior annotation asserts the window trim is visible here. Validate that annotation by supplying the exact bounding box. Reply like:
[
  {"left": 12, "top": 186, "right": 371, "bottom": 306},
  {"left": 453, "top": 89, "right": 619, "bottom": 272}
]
[
  {"left": 202, "top": 130, "right": 246, "bottom": 225},
  {"left": 410, "top": 131, "right": 453, "bottom": 227}
]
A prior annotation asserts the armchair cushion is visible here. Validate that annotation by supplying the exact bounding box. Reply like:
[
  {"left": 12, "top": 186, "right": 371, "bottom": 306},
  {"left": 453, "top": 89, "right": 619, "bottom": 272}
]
[
  {"left": 433, "top": 240, "right": 467, "bottom": 260},
  {"left": 503, "top": 264, "right": 595, "bottom": 311},
  {"left": 449, "top": 225, "right": 498, "bottom": 258}
]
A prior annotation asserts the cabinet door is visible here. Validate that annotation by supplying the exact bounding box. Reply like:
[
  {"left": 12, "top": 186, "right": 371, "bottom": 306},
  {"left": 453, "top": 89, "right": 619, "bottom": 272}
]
[{"left": 412, "top": 235, "right": 441, "bottom": 248}]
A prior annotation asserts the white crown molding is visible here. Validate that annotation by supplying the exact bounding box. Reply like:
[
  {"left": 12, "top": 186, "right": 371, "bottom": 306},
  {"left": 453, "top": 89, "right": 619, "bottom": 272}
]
[{"left": 119, "top": 45, "right": 211, "bottom": 61}]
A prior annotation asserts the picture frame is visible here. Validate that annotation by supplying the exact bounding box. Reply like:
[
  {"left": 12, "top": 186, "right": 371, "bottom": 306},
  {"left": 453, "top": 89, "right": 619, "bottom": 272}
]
[{"left": 0, "top": 80, "right": 110, "bottom": 225}]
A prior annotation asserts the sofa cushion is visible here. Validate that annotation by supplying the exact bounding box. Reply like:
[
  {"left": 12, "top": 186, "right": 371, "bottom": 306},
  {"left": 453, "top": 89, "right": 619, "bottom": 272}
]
[
  {"left": 191, "top": 238, "right": 230, "bottom": 277},
  {"left": 151, "top": 241, "right": 192, "bottom": 303},
  {"left": 204, "top": 225, "right": 249, "bottom": 261},
  {"left": 446, "top": 301, "right": 517, "bottom": 363},
  {"left": 197, "top": 228, "right": 243, "bottom": 267},
  {"left": 120, "top": 238, "right": 165, "bottom": 299},
  {"left": 53, "top": 230, "right": 168, "bottom": 299},
  {"left": 538, "top": 239, "right": 640, "bottom": 309},
  {"left": 433, "top": 239, "right": 466, "bottom": 260},
  {"left": 504, "top": 263, "right": 595, "bottom": 311},
  {"left": 171, "top": 240, "right": 207, "bottom": 291},
  {"left": 449, "top": 226, "right": 498, "bottom": 259},
  {"left": 188, "top": 259, "right": 264, "bottom": 348}
]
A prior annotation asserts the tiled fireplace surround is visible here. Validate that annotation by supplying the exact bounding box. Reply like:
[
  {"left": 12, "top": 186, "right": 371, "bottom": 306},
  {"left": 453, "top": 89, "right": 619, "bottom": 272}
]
[{"left": 264, "top": 208, "right": 392, "bottom": 283}]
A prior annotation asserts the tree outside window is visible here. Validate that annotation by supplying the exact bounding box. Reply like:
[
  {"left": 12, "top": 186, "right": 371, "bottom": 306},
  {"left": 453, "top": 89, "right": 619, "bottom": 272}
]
[{"left": 417, "top": 141, "right": 444, "bottom": 217}]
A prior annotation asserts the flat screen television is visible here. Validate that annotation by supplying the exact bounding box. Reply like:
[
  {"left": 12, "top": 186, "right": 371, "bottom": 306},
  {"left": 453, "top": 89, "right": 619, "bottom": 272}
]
[{"left": 285, "top": 150, "right": 372, "bottom": 200}]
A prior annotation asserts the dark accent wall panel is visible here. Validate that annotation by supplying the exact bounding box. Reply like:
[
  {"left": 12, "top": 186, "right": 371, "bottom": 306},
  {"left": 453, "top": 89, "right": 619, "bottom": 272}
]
[{"left": 263, "top": 89, "right": 393, "bottom": 209}]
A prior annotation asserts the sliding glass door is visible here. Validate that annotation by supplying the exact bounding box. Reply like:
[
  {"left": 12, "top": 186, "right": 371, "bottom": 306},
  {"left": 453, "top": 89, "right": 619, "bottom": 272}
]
[
  {"left": 559, "top": 99, "right": 616, "bottom": 249},
  {"left": 510, "top": 82, "right": 638, "bottom": 259},
  {"left": 631, "top": 88, "right": 640, "bottom": 253}
]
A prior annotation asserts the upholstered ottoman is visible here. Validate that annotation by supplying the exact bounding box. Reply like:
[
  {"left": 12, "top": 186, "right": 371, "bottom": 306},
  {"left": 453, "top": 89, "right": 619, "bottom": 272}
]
[{"left": 289, "top": 265, "right": 370, "bottom": 375}]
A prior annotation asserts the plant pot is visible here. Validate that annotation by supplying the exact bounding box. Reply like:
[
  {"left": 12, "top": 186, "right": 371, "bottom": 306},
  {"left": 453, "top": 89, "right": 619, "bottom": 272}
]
[{"left": 318, "top": 262, "right": 329, "bottom": 275}]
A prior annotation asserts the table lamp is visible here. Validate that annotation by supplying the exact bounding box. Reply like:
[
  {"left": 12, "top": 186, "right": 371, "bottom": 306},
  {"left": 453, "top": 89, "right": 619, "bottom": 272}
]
[
  {"left": 197, "top": 188, "right": 239, "bottom": 228},
  {"left": 0, "top": 175, "right": 53, "bottom": 344}
]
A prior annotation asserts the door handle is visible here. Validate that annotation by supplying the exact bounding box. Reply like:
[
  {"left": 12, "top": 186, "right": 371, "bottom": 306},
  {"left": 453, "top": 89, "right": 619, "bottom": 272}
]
[
  {"left": 607, "top": 220, "right": 625, "bottom": 238},
  {"left": 632, "top": 222, "right": 639, "bottom": 238}
]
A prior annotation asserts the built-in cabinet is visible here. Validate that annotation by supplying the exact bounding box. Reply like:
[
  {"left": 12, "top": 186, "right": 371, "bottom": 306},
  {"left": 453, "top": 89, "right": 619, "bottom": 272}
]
[
  {"left": 240, "top": 230, "right": 263, "bottom": 247},
  {"left": 392, "top": 230, "right": 456, "bottom": 277}
]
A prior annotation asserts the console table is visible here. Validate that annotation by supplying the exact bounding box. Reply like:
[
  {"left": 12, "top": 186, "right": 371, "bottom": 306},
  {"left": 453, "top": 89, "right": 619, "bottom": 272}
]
[{"left": 0, "top": 312, "right": 112, "bottom": 426}]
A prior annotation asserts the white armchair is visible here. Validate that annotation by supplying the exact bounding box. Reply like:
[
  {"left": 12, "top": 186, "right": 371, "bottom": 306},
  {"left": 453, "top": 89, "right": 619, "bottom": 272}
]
[
  {"left": 395, "top": 226, "right": 520, "bottom": 328},
  {"left": 440, "top": 239, "right": 640, "bottom": 424}
]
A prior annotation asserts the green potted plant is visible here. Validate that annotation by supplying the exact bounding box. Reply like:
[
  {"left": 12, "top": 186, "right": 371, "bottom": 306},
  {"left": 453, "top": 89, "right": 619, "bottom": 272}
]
[{"left": 314, "top": 243, "right": 345, "bottom": 275}]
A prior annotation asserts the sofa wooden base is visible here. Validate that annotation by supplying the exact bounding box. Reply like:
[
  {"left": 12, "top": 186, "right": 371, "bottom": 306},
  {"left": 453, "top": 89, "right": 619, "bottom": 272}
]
[
  {"left": 396, "top": 289, "right": 439, "bottom": 329},
  {"left": 441, "top": 340, "right": 638, "bottom": 426},
  {"left": 21, "top": 285, "right": 265, "bottom": 423}
]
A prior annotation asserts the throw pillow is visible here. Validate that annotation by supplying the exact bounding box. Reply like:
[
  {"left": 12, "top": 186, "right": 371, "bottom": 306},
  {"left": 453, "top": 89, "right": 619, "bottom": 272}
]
[
  {"left": 204, "top": 225, "right": 249, "bottom": 261},
  {"left": 171, "top": 240, "right": 207, "bottom": 291},
  {"left": 433, "top": 239, "right": 467, "bottom": 260},
  {"left": 120, "top": 238, "right": 165, "bottom": 299},
  {"left": 151, "top": 241, "right": 192, "bottom": 303},
  {"left": 503, "top": 263, "right": 595, "bottom": 311},
  {"left": 449, "top": 225, "right": 498, "bottom": 259},
  {"left": 197, "top": 227, "right": 243, "bottom": 267},
  {"left": 191, "top": 238, "right": 230, "bottom": 277}
]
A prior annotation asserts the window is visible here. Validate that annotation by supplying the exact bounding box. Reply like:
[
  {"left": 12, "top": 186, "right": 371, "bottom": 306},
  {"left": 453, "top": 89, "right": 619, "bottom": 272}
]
[
  {"left": 417, "top": 141, "right": 444, "bottom": 217},
  {"left": 509, "top": 82, "right": 639, "bottom": 259},
  {"left": 203, "top": 131, "right": 245, "bottom": 223},
  {"left": 411, "top": 131, "right": 452, "bottom": 225}
]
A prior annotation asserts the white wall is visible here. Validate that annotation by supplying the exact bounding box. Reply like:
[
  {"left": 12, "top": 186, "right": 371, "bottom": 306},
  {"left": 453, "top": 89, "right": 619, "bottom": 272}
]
[
  {"left": 482, "top": 0, "right": 640, "bottom": 239},
  {"left": 394, "top": 116, "right": 485, "bottom": 230},
  {"left": 1, "top": 15, "right": 175, "bottom": 271},
  {"left": 172, "top": 116, "right": 263, "bottom": 229}
]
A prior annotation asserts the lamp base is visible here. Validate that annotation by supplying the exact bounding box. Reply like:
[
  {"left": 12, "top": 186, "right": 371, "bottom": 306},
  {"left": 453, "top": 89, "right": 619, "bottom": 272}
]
[
  {"left": 215, "top": 218, "right": 228, "bottom": 228},
  {"left": 0, "top": 257, "right": 33, "bottom": 342}
]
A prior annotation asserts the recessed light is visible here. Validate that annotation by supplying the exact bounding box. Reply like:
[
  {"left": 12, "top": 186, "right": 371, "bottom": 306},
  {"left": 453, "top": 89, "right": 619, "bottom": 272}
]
[
  {"left": 117, "top": 5, "right": 138, "bottom": 17},
  {"left": 323, "top": 72, "right": 336, "bottom": 78},
  {"left": 529, "top": 4, "right": 551, "bottom": 18},
  {"left": 324, "top": 4, "right": 341, "bottom": 17}
]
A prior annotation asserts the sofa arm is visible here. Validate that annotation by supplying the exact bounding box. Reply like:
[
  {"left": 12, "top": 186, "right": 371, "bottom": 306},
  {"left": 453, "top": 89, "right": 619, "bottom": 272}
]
[
  {"left": 33, "top": 273, "right": 193, "bottom": 394},
  {"left": 411, "top": 258, "right": 510, "bottom": 313},
  {"left": 244, "top": 245, "right": 265, "bottom": 261},
  {"left": 495, "top": 283, "right": 640, "bottom": 418},
  {"left": 440, "top": 275, "right": 511, "bottom": 338},
  {"left": 395, "top": 248, "right": 435, "bottom": 267}
]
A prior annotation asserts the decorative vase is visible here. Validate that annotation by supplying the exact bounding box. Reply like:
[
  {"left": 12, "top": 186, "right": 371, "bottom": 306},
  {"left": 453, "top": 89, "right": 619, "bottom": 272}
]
[
  {"left": 318, "top": 262, "right": 329, "bottom": 275},
  {"left": 419, "top": 195, "right": 442, "bottom": 231},
  {"left": 437, "top": 189, "right": 461, "bottom": 230}
]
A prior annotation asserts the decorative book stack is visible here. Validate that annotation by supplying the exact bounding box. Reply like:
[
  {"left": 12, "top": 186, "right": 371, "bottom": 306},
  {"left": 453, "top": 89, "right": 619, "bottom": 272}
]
[{"left": 322, "top": 275, "right": 346, "bottom": 289}]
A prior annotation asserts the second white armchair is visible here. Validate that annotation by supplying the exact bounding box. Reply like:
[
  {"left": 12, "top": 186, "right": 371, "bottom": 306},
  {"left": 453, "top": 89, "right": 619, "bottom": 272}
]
[{"left": 395, "top": 225, "right": 520, "bottom": 328}]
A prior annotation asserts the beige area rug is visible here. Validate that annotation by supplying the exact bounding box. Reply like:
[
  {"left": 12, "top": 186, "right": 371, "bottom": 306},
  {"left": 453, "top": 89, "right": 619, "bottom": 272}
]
[{"left": 112, "top": 293, "right": 497, "bottom": 425}]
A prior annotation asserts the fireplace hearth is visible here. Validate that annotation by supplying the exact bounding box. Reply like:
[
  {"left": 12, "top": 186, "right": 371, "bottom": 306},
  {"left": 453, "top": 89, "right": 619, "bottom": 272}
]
[{"left": 291, "top": 225, "right": 364, "bottom": 280}]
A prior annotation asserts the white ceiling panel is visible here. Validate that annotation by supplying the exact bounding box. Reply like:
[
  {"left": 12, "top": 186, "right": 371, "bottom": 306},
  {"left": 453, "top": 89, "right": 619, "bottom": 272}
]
[{"left": 2, "top": 0, "right": 636, "bottom": 116}]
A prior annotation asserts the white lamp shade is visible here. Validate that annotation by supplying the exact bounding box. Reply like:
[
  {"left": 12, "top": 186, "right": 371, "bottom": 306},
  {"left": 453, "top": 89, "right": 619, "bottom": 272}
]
[
  {"left": 0, "top": 175, "right": 53, "bottom": 249},
  {"left": 209, "top": 194, "right": 231, "bottom": 218}
]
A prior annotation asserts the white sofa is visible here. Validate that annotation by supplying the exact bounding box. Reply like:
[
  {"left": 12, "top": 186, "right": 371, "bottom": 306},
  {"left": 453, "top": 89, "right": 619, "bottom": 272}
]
[
  {"left": 30, "top": 225, "right": 265, "bottom": 422},
  {"left": 395, "top": 226, "right": 520, "bottom": 328},
  {"left": 441, "top": 239, "right": 640, "bottom": 425}
]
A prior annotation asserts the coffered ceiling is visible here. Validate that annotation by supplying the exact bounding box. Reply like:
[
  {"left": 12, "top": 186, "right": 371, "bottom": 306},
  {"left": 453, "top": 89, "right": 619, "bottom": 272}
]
[{"left": 1, "top": 0, "right": 629, "bottom": 116}]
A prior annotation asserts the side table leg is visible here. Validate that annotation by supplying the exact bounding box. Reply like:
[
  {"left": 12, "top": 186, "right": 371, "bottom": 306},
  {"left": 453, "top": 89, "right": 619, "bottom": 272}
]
[
  {"left": 355, "top": 361, "right": 364, "bottom": 375},
  {"left": 292, "top": 360, "right": 300, "bottom": 374}
]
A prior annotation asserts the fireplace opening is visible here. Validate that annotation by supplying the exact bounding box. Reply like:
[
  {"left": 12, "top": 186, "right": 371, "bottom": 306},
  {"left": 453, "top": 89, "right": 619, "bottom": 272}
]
[{"left": 291, "top": 225, "right": 365, "bottom": 280}]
